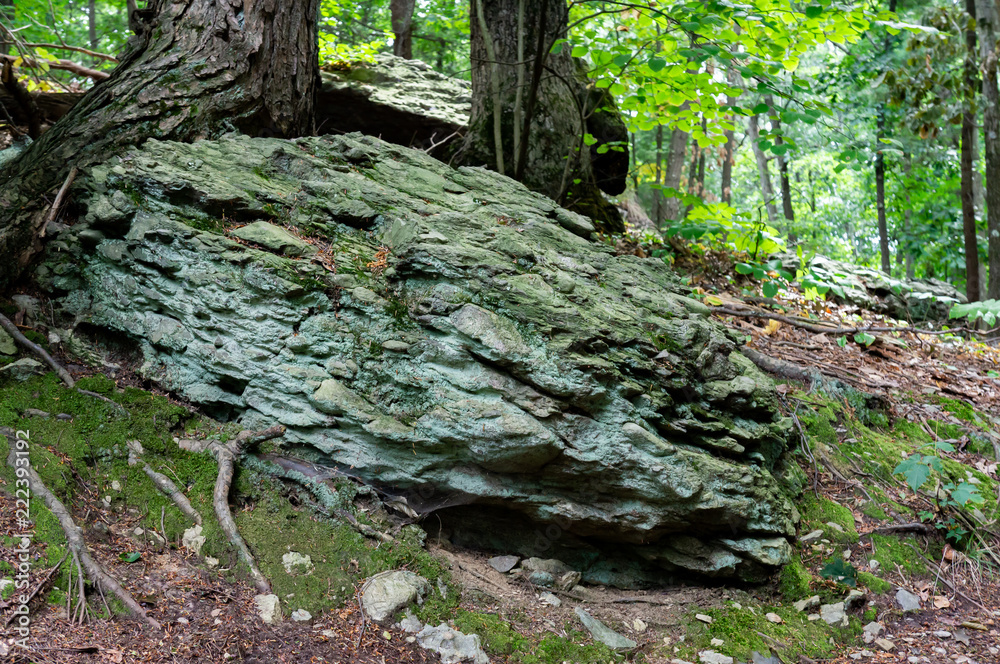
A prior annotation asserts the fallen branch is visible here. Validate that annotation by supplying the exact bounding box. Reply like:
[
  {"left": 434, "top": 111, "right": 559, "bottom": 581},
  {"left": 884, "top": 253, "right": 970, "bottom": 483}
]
[
  {"left": 40, "top": 166, "right": 77, "bottom": 237},
  {"left": 3, "top": 430, "right": 160, "bottom": 630},
  {"left": 741, "top": 346, "right": 822, "bottom": 384},
  {"left": 127, "top": 440, "right": 202, "bottom": 526},
  {"left": 1, "top": 60, "right": 41, "bottom": 139},
  {"left": 0, "top": 53, "right": 110, "bottom": 81},
  {"left": 0, "top": 313, "right": 74, "bottom": 387},
  {"left": 180, "top": 426, "right": 286, "bottom": 594},
  {"left": 872, "top": 522, "right": 936, "bottom": 536}
]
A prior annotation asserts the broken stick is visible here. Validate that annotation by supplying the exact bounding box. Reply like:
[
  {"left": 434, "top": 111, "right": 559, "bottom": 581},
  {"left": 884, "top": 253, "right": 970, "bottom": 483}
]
[{"left": 0, "top": 313, "right": 74, "bottom": 387}]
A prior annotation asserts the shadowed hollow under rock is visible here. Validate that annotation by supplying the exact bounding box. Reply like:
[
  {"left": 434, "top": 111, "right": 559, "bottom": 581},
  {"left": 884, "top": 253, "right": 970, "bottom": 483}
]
[{"left": 36, "top": 132, "right": 799, "bottom": 586}]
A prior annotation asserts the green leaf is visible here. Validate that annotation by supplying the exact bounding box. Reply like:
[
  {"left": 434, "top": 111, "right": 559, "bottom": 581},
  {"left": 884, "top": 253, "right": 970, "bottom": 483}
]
[
  {"left": 648, "top": 57, "right": 666, "bottom": 72},
  {"left": 752, "top": 102, "right": 770, "bottom": 115},
  {"left": 762, "top": 281, "right": 779, "bottom": 298},
  {"left": 805, "top": 5, "right": 824, "bottom": 19},
  {"left": 854, "top": 332, "right": 875, "bottom": 347},
  {"left": 119, "top": 552, "right": 141, "bottom": 563},
  {"left": 950, "top": 482, "right": 984, "bottom": 507},
  {"left": 735, "top": 262, "right": 755, "bottom": 275},
  {"left": 894, "top": 455, "right": 930, "bottom": 492},
  {"left": 837, "top": 336, "right": 848, "bottom": 347},
  {"left": 819, "top": 558, "right": 857, "bottom": 587}
]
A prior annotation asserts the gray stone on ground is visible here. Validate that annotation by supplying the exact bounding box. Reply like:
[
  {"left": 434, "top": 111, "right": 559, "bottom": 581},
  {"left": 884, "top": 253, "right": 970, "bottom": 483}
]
[
  {"left": 0, "top": 328, "right": 16, "bottom": 355},
  {"left": 181, "top": 525, "right": 205, "bottom": 555},
  {"left": 291, "top": 608, "right": 312, "bottom": 622},
  {"left": 800, "top": 529, "right": 824, "bottom": 543},
  {"left": 398, "top": 609, "right": 423, "bottom": 633},
  {"left": 231, "top": 221, "right": 315, "bottom": 257},
  {"left": 697, "top": 651, "right": 734, "bottom": 664},
  {"left": 844, "top": 589, "right": 866, "bottom": 608},
  {"left": 895, "top": 588, "right": 921, "bottom": 612},
  {"left": 863, "top": 621, "right": 883, "bottom": 644},
  {"left": 520, "top": 557, "right": 574, "bottom": 576},
  {"left": 574, "top": 607, "right": 637, "bottom": 650},
  {"left": 415, "top": 623, "right": 490, "bottom": 664},
  {"left": 282, "top": 551, "right": 314, "bottom": 576},
  {"left": 819, "top": 602, "right": 848, "bottom": 627},
  {"left": 254, "top": 594, "right": 282, "bottom": 624},
  {"left": 751, "top": 653, "right": 782, "bottom": 664},
  {"left": 793, "top": 595, "right": 821, "bottom": 612},
  {"left": 0, "top": 358, "right": 45, "bottom": 381},
  {"left": 487, "top": 555, "right": 519, "bottom": 573},
  {"left": 874, "top": 638, "right": 895, "bottom": 651},
  {"left": 538, "top": 592, "right": 561, "bottom": 607},
  {"left": 361, "top": 570, "right": 430, "bottom": 622}
]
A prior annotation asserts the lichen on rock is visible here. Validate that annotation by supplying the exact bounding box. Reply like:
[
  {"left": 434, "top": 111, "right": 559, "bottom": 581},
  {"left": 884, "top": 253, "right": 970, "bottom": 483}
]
[{"left": 39, "top": 131, "right": 797, "bottom": 584}]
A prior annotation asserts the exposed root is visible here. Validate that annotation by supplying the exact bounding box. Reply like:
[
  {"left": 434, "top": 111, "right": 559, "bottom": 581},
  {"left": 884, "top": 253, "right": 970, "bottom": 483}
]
[
  {"left": 40, "top": 166, "right": 78, "bottom": 237},
  {"left": 179, "top": 425, "right": 285, "bottom": 595},
  {"left": 3, "top": 429, "right": 161, "bottom": 630},
  {"left": 246, "top": 454, "right": 395, "bottom": 543},
  {"left": 127, "top": 440, "right": 201, "bottom": 526},
  {"left": 3, "top": 551, "right": 68, "bottom": 627},
  {"left": 0, "top": 313, "right": 74, "bottom": 387}
]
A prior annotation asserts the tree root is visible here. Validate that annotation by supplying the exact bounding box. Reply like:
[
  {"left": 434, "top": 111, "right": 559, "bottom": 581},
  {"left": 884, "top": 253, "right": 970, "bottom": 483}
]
[
  {"left": 3, "top": 430, "right": 161, "bottom": 630},
  {"left": 4, "top": 551, "right": 67, "bottom": 627},
  {"left": 245, "top": 454, "right": 395, "bottom": 543},
  {"left": 0, "top": 312, "right": 74, "bottom": 387},
  {"left": 127, "top": 440, "right": 201, "bottom": 526},
  {"left": 179, "top": 426, "right": 285, "bottom": 594},
  {"left": 741, "top": 346, "right": 823, "bottom": 384}
]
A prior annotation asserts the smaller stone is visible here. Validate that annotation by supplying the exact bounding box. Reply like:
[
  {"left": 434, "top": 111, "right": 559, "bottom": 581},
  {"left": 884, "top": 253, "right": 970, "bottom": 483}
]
[
  {"left": 211, "top": 609, "right": 222, "bottom": 617},
  {"left": 182, "top": 525, "right": 206, "bottom": 555},
  {"left": 819, "top": 602, "right": 848, "bottom": 628},
  {"left": 254, "top": 594, "right": 282, "bottom": 624},
  {"left": 398, "top": 609, "right": 423, "bottom": 633},
  {"left": 793, "top": 596, "right": 821, "bottom": 612},
  {"left": 632, "top": 618, "right": 647, "bottom": 633},
  {"left": 574, "top": 607, "right": 637, "bottom": 650},
  {"left": 111, "top": 480, "right": 122, "bottom": 492},
  {"left": 895, "top": 588, "right": 922, "bottom": 612},
  {"left": 321, "top": 629, "right": 336, "bottom": 638},
  {"left": 0, "top": 358, "right": 45, "bottom": 381},
  {"left": 807, "top": 614, "right": 820, "bottom": 621},
  {"left": 539, "top": 592, "right": 561, "bottom": 607},
  {"left": 382, "top": 340, "right": 411, "bottom": 352},
  {"left": 176, "top": 617, "right": 189, "bottom": 625},
  {"left": 845, "top": 589, "right": 866, "bottom": 608},
  {"left": 697, "top": 651, "right": 734, "bottom": 664},
  {"left": 873, "top": 638, "right": 895, "bottom": 652},
  {"left": 291, "top": 609, "right": 312, "bottom": 622},
  {"left": 932, "top": 630, "right": 951, "bottom": 639},
  {"left": 133, "top": 527, "right": 144, "bottom": 536},
  {"left": 102, "top": 495, "right": 112, "bottom": 507},
  {"left": 710, "top": 638, "right": 725, "bottom": 647},
  {"left": 555, "top": 571, "right": 582, "bottom": 591},
  {"left": 527, "top": 571, "right": 554, "bottom": 587},
  {"left": 800, "top": 529, "right": 824, "bottom": 542},
  {"left": 282, "top": 552, "right": 314, "bottom": 576},
  {"left": 352, "top": 286, "right": 380, "bottom": 303},
  {"left": 695, "top": 614, "right": 714, "bottom": 624},
  {"left": 0, "top": 328, "right": 17, "bottom": 355},
  {"left": 826, "top": 521, "right": 845, "bottom": 533},
  {"left": 488, "top": 555, "right": 519, "bottom": 573},
  {"left": 205, "top": 557, "right": 219, "bottom": 568},
  {"left": 765, "top": 612, "right": 783, "bottom": 624},
  {"left": 862, "top": 622, "right": 883, "bottom": 644},
  {"left": 868, "top": 560, "right": 880, "bottom": 572}
]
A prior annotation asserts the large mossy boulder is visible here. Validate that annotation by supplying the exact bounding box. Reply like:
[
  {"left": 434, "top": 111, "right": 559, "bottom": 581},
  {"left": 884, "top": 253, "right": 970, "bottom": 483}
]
[{"left": 38, "top": 132, "right": 797, "bottom": 585}]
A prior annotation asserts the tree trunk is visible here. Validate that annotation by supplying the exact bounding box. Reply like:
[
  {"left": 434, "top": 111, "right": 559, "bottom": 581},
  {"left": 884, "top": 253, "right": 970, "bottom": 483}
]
[
  {"left": 963, "top": 0, "right": 981, "bottom": 302},
  {"left": 88, "top": 0, "right": 99, "bottom": 52},
  {"left": 654, "top": 125, "right": 664, "bottom": 227},
  {"left": 1, "top": 1, "right": 14, "bottom": 55},
  {"left": 875, "top": 106, "right": 890, "bottom": 275},
  {"left": 747, "top": 114, "right": 777, "bottom": 223},
  {"left": 0, "top": 0, "right": 320, "bottom": 290},
  {"left": 458, "top": 0, "right": 626, "bottom": 232},
  {"left": 661, "top": 128, "right": 689, "bottom": 223},
  {"left": 765, "top": 95, "right": 795, "bottom": 242},
  {"left": 976, "top": 0, "right": 1000, "bottom": 298},
  {"left": 391, "top": 0, "right": 416, "bottom": 59}
]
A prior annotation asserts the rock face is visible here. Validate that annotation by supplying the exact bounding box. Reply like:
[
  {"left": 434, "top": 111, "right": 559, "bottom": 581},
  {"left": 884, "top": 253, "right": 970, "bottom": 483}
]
[{"left": 40, "top": 132, "right": 797, "bottom": 584}]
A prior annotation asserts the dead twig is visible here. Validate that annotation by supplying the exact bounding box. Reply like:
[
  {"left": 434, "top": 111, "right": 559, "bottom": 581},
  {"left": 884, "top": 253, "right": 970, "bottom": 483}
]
[
  {"left": 40, "top": 166, "right": 77, "bottom": 237},
  {"left": 3, "top": 551, "right": 68, "bottom": 626}
]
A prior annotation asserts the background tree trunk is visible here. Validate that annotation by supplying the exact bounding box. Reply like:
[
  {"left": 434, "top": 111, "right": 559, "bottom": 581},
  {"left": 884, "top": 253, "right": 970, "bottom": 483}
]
[
  {"left": 875, "top": 106, "right": 890, "bottom": 275},
  {"left": 764, "top": 95, "right": 795, "bottom": 242},
  {"left": 0, "top": 0, "right": 320, "bottom": 290},
  {"left": 661, "top": 128, "right": 689, "bottom": 223},
  {"left": 88, "top": 0, "right": 99, "bottom": 52},
  {"left": 654, "top": 125, "right": 664, "bottom": 227},
  {"left": 458, "top": 0, "right": 626, "bottom": 232},
  {"left": 963, "top": 0, "right": 981, "bottom": 302},
  {"left": 976, "top": 0, "right": 1000, "bottom": 298},
  {"left": 0, "top": 0, "right": 12, "bottom": 55},
  {"left": 391, "top": 0, "right": 416, "bottom": 59},
  {"left": 747, "top": 115, "right": 777, "bottom": 223}
]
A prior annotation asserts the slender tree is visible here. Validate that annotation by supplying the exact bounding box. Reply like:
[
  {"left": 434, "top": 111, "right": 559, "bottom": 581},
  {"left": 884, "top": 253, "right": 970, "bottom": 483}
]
[
  {"left": 976, "top": 0, "right": 1000, "bottom": 298},
  {"left": 747, "top": 114, "right": 778, "bottom": 222},
  {"left": 963, "top": 0, "right": 981, "bottom": 301},
  {"left": 390, "top": 0, "right": 416, "bottom": 59}
]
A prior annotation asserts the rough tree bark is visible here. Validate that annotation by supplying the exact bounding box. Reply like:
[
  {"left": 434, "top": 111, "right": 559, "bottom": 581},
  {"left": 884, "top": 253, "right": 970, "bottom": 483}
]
[
  {"left": 976, "top": 0, "right": 1000, "bottom": 298},
  {"left": 875, "top": 105, "right": 890, "bottom": 275},
  {"left": 457, "top": 0, "right": 627, "bottom": 232},
  {"left": 0, "top": 0, "right": 320, "bottom": 290},
  {"left": 661, "top": 127, "right": 689, "bottom": 223},
  {"left": 764, "top": 95, "right": 795, "bottom": 243},
  {"left": 963, "top": 0, "right": 981, "bottom": 302},
  {"left": 391, "top": 0, "right": 416, "bottom": 59}
]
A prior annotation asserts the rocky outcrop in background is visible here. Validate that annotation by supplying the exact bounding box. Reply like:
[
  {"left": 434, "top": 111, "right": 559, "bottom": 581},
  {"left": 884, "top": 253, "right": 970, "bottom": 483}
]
[{"left": 37, "top": 132, "right": 798, "bottom": 585}]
